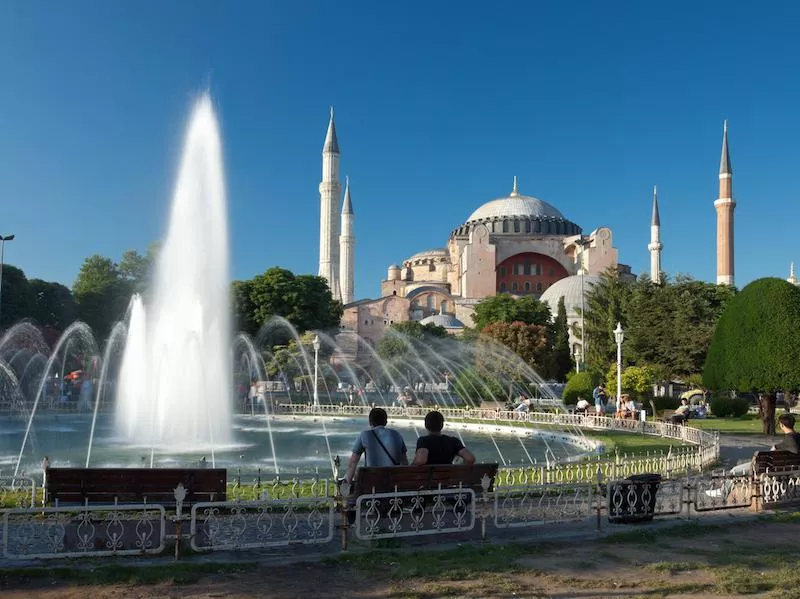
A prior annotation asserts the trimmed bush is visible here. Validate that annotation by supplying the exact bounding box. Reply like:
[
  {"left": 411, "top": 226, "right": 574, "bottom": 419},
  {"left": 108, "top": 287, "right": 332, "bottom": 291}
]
[
  {"left": 562, "top": 371, "right": 593, "bottom": 405},
  {"left": 710, "top": 396, "right": 750, "bottom": 418}
]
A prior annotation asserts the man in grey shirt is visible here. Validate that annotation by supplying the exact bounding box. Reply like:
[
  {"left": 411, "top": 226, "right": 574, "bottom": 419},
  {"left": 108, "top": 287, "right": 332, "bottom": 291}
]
[{"left": 343, "top": 407, "right": 408, "bottom": 483}]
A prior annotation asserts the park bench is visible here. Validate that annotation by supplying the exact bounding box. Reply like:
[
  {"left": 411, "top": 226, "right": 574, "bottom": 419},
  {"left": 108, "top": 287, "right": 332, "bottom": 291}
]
[
  {"left": 44, "top": 467, "right": 227, "bottom": 507},
  {"left": 659, "top": 409, "right": 691, "bottom": 425},
  {"left": 349, "top": 463, "right": 499, "bottom": 499},
  {"left": 752, "top": 450, "right": 800, "bottom": 475}
]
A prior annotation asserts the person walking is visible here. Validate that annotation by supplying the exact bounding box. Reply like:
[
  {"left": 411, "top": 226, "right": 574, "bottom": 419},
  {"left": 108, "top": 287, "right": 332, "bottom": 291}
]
[{"left": 592, "top": 385, "right": 607, "bottom": 416}]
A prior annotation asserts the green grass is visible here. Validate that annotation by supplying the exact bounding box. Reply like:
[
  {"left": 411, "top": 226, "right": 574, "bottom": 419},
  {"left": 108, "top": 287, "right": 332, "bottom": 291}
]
[{"left": 689, "top": 414, "right": 766, "bottom": 434}]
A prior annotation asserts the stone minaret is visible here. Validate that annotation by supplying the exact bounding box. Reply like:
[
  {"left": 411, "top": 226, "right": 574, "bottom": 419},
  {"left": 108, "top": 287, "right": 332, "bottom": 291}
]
[
  {"left": 715, "top": 120, "right": 735, "bottom": 286},
  {"left": 788, "top": 262, "right": 798, "bottom": 286},
  {"left": 648, "top": 185, "right": 663, "bottom": 284},
  {"left": 319, "top": 107, "right": 342, "bottom": 299},
  {"left": 339, "top": 176, "right": 355, "bottom": 305}
]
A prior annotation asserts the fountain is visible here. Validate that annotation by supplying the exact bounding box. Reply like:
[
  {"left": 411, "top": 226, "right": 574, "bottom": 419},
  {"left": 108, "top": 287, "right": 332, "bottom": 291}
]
[{"left": 115, "top": 94, "right": 232, "bottom": 452}]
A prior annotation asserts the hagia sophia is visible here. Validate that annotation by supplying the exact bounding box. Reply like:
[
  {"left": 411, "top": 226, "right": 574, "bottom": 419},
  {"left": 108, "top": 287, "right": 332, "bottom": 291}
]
[{"left": 317, "top": 110, "right": 739, "bottom": 363}]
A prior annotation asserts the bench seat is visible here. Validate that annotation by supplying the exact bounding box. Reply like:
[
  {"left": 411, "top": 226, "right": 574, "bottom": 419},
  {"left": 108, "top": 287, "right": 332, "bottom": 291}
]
[
  {"left": 45, "top": 467, "right": 227, "bottom": 507},
  {"left": 752, "top": 451, "right": 800, "bottom": 475},
  {"left": 351, "top": 463, "right": 498, "bottom": 498}
]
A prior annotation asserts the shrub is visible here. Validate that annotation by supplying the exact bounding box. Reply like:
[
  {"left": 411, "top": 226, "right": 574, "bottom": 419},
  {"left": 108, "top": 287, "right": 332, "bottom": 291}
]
[
  {"left": 562, "top": 371, "right": 593, "bottom": 405},
  {"left": 710, "top": 396, "right": 750, "bottom": 418}
]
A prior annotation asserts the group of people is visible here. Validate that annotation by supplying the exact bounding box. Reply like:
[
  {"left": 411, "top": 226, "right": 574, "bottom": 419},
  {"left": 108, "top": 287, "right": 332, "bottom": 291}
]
[{"left": 342, "top": 408, "right": 475, "bottom": 485}]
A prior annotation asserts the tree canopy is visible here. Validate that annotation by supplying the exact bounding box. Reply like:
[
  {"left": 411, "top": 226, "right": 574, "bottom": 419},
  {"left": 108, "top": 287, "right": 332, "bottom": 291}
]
[
  {"left": 471, "top": 294, "right": 551, "bottom": 331},
  {"left": 703, "top": 278, "right": 800, "bottom": 433}
]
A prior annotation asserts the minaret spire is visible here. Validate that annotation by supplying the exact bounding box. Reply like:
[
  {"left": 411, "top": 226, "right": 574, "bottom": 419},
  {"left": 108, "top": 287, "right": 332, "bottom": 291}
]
[
  {"left": 714, "top": 120, "right": 736, "bottom": 286},
  {"left": 319, "top": 107, "right": 342, "bottom": 299},
  {"left": 339, "top": 176, "right": 355, "bottom": 305},
  {"left": 648, "top": 185, "right": 663, "bottom": 284},
  {"left": 511, "top": 176, "right": 519, "bottom": 196},
  {"left": 788, "top": 262, "right": 798, "bottom": 286}
]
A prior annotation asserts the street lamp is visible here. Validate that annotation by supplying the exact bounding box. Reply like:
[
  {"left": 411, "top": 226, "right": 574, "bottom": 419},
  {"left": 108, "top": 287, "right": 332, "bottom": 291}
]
[
  {"left": 312, "top": 334, "right": 321, "bottom": 408},
  {"left": 0, "top": 234, "right": 16, "bottom": 330},
  {"left": 614, "top": 322, "right": 624, "bottom": 403}
]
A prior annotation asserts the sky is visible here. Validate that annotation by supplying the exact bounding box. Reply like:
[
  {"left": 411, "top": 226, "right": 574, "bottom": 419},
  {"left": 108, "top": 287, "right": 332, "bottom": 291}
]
[{"left": 1, "top": 1, "right": 800, "bottom": 301}]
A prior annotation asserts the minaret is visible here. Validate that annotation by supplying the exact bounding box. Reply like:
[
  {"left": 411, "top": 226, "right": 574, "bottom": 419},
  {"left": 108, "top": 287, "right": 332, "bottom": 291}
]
[
  {"left": 648, "top": 185, "right": 663, "bottom": 284},
  {"left": 319, "top": 107, "right": 342, "bottom": 298},
  {"left": 788, "top": 262, "right": 798, "bottom": 286},
  {"left": 714, "top": 120, "right": 735, "bottom": 286},
  {"left": 339, "top": 176, "right": 355, "bottom": 305}
]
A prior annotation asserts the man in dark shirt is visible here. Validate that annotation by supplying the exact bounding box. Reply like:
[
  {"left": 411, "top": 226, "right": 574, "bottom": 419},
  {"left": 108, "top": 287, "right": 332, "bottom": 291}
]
[
  {"left": 412, "top": 410, "right": 476, "bottom": 466},
  {"left": 772, "top": 413, "right": 800, "bottom": 453}
]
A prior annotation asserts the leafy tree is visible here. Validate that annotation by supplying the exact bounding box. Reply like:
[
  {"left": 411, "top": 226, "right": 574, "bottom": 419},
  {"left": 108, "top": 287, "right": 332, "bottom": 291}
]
[
  {"left": 452, "top": 367, "right": 506, "bottom": 407},
  {"left": 703, "top": 278, "right": 800, "bottom": 434},
  {"left": 624, "top": 277, "right": 675, "bottom": 374},
  {"left": 562, "top": 371, "right": 593, "bottom": 405},
  {"left": 376, "top": 321, "right": 448, "bottom": 394},
  {"left": 28, "top": 279, "right": 77, "bottom": 330},
  {"left": 0, "top": 264, "right": 33, "bottom": 330},
  {"left": 72, "top": 255, "right": 130, "bottom": 339},
  {"left": 471, "top": 294, "right": 551, "bottom": 331},
  {"left": 604, "top": 364, "right": 656, "bottom": 401},
  {"left": 248, "top": 267, "right": 342, "bottom": 337}
]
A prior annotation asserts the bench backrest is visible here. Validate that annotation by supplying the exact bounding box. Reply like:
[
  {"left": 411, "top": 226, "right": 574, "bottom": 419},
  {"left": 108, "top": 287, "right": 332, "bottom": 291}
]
[
  {"left": 753, "top": 451, "right": 800, "bottom": 475},
  {"left": 45, "top": 467, "right": 227, "bottom": 506},
  {"left": 353, "top": 463, "right": 498, "bottom": 497}
]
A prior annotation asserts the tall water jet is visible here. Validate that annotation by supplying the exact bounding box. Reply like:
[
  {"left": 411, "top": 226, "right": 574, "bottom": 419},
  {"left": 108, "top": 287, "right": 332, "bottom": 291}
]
[{"left": 115, "top": 95, "right": 232, "bottom": 450}]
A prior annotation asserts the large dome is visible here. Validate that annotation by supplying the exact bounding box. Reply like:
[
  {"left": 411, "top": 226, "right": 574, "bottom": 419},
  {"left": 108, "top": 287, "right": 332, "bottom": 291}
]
[
  {"left": 467, "top": 190, "right": 564, "bottom": 222},
  {"left": 451, "top": 178, "right": 581, "bottom": 238},
  {"left": 540, "top": 274, "right": 601, "bottom": 317}
]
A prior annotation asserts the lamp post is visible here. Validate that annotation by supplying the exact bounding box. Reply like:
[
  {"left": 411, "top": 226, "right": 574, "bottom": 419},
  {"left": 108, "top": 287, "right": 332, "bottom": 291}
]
[
  {"left": 0, "top": 234, "right": 16, "bottom": 330},
  {"left": 312, "top": 334, "right": 321, "bottom": 408},
  {"left": 614, "top": 322, "right": 624, "bottom": 403}
]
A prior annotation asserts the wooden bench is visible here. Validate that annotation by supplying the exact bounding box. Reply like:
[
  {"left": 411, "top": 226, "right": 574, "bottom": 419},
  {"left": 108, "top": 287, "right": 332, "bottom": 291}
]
[
  {"left": 752, "top": 451, "right": 800, "bottom": 475},
  {"left": 350, "top": 463, "right": 499, "bottom": 499},
  {"left": 45, "top": 467, "right": 227, "bottom": 507},
  {"left": 660, "top": 409, "right": 691, "bottom": 425}
]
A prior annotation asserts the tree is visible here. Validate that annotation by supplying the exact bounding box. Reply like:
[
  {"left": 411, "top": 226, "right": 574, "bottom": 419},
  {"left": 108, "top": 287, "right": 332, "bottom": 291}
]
[
  {"left": 247, "top": 267, "right": 343, "bottom": 337},
  {"left": 28, "top": 279, "right": 77, "bottom": 330},
  {"left": 548, "top": 297, "right": 573, "bottom": 381},
  {"left": 471, "top": 294, "right": 551, "bottom": 331},
  {"left": 231, "top": 279, "right": 258, "bottom": 337},
  {"left": 581, "top": 267, "right": 632, "bottom": 377},
  {"left": 703, "top": 278, "right": 800, "bottom": 434},
  {"left": 72, "top": 254, "right": 130, "bottom": 339},
  {"left": 562, "top": 371, "right": 593, "bottom": 405},
  {"left": 0, "top": 264, "right": 33, "bottom": 330},
  {"left": 376, "top": 321, "right": 449, "bottom": 394}
]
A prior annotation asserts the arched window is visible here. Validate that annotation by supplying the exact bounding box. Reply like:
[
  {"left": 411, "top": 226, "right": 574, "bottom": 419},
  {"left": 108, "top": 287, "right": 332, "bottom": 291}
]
[
  {"left": 502, "top": 220, "right": 509, "bottom": 233},
  {"left": 536, "top": 282, "right": 543, "bottom": 292},
  {"left": 499, "top": 282, "right": 507, "bottom": 292},
  {"left": 440, "top": 300, "right": 448, "bottom": 313},
  {"left": 524, "top": 282, "right": 531, "bottom": 293},
  {"left": 426, "top": 295, "right": 435, "bottom": 310},
  {"left": 511, "top": 281, "right": 518, "bottom": 292}
]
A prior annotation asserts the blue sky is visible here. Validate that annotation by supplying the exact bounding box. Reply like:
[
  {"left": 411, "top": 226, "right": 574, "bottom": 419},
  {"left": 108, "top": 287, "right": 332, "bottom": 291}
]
[{"left": 1, "top": 1, "right": 799, "bottom": 300}]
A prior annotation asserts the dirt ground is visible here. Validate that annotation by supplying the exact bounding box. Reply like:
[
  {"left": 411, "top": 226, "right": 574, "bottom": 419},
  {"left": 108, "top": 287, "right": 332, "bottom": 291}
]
[{"left": 2, "top": 517, "right": 799, "bottom": 599}]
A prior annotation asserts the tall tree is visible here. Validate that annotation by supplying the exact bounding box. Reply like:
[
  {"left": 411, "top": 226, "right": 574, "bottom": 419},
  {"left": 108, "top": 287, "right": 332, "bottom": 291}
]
[
  {"left": 231, "top": 279, "right": 258, "bottom": 337},
  {"left": 28, "top": 279, "right": 77, "bottom": 330},
  {"left": 0, "top": 264, "right": 33, "bottom": 330},
  {"left": 72, "top": 254, "right": 130, "bottom": 339},
  {"left": 703, "top": 278, "right": 800, "bottom": 434},
  {"left": 581, "top": 267, "right": 632, "bottom": 377},
  {"left": 549, "top": 297, "right": 573, "bottom": 381}
]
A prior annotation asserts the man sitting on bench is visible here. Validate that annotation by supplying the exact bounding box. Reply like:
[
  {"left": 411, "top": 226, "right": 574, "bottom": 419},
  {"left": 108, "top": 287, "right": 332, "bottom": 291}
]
[
  {"left": 412, "top": 410, "right": 476, "bottom": 466},
  {"left": 670, "top": 399, "right": 691, "bottom": 425},
  {"left": 343, "top": 407, "right": 408, "bottom": 484}
]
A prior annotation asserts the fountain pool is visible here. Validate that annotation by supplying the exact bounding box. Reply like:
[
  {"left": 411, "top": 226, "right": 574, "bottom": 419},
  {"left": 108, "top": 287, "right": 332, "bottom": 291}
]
[{"left": 0, "top": 412, "right": 589, "bottom": 480}]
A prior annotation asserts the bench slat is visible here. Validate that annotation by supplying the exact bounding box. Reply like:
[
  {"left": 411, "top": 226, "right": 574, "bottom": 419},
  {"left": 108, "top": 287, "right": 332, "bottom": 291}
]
[{"left": 353, "top": 463, "right": 498, "bottom": 496}]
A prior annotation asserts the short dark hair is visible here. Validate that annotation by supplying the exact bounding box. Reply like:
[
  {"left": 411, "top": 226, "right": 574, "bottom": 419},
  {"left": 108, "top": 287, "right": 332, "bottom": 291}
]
[
  {"left": 424, "top": 410, "right": 445, "bottom": 433},
  {"left": 369, "top": 407, "right": 388, "bottom": 427},
  {"left": 779, "top": 413, "right": 796, "bottom": 430}
]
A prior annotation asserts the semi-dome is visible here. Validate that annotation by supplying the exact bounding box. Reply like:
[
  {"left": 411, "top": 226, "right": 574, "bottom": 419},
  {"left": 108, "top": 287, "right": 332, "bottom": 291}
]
[
  {"left": 406, "top": 248, "right": 449, "bottom": 262},
  {"left": 420, "top": 313, "right": 465, "bottom": 329},
  {"left": 540, "top": 274, "right": 601, "bottom": 317}
]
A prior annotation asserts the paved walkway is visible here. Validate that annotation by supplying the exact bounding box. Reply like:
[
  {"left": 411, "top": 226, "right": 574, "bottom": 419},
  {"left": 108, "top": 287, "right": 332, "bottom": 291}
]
[{"left": 717, "top": 432, "right": 774, "bottom": 468}]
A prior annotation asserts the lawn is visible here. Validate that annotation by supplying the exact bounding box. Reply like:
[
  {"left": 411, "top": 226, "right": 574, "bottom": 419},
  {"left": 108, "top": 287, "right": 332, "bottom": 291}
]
[{"left": 688, "top": 414, "right": 765, "bottom": 434}]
